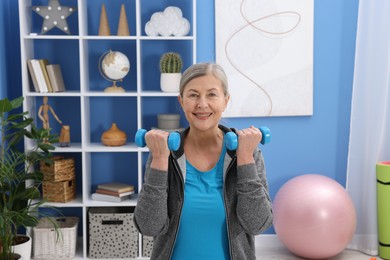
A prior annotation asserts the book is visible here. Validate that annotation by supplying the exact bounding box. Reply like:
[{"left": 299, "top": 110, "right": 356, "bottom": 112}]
[
  {"left": 97, "top": 182, "right": 134, "bottom": 193},
  {"left": 38, "top": 59, "right": 53, "bottom": 92},
  {"left": 95, "top": 189, "right": 134, "bottom": 197},
  {"left": 27, "top": 59, "right": 40, "bottom": 92},
  {"left": 91, "top": 192, "right": 131, "bottom": 202},
  {"left": 31, "top": 59, "right": 48, "bottom": 93},
  {"left": 46, "top": 64, "right": 66, "bottom": 92}
]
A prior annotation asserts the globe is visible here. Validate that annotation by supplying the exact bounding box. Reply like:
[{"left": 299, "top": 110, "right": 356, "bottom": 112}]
[{"left": 99, "top": 50, "right": 130, "bottom": 92}]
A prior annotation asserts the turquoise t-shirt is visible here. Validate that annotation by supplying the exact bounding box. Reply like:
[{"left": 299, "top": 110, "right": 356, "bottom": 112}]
[{"left": 171, "top": 144, "right": 230, "bottom": 260}]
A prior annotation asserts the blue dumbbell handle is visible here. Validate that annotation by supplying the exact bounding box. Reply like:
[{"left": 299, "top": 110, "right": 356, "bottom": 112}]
[
  {"left": 225, "top": 126, "right": 271, "bottom": 151},
  {"left": 135, "top": 129, "right": 181, "bottom": 151}
]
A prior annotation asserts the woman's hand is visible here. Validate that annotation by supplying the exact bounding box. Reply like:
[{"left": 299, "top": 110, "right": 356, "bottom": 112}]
[
  {"left": 145, "top": 129, "right": 170, "bottom": 171},
  {"left": 236, "top": 126, "right": 262, "bottom": 165}
]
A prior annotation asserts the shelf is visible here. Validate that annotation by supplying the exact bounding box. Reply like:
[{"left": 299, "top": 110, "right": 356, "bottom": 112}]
[
  {"left": 20, "top": 0, "right": 196, "bottom": 258},
  {"left": 85, "top": 194, "right": 138, "bottom": 207},
  {"left": 85, "top": 91, "right": 138, "bottom": 97},
  {"left": 85, "top": 142, "right": 139, "bottom": 152},
  {"left": 25, "top": 34, "right": 80, "bottom": 40},
  {"left": 25, "top": 91, "right": 81, "bottom": 97},
  {"left": 39, "top": 196, "right": 83, "bottom": 208},
  {"left": 52, "top": 143, "right": 83, "bottom": 153}
]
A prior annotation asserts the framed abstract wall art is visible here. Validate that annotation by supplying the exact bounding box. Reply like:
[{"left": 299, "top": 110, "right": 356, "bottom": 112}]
[{"left": 215, "top": 0, "right": 314, "bottom": 117}]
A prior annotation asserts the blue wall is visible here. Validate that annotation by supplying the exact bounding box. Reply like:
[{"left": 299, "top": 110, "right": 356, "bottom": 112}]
[{"left": 1, "top": 0, "right": 359, "bottom": 234}]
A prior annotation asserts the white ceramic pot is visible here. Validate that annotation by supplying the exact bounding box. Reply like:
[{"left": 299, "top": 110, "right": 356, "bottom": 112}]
[
  {"left": 157, "top": 114, "right": 180, "bottom": 130},
  {"left": 160, "top": 73, "right": 181, "bottom": 92},
  {"left": 12, "top": 235, "right": 32, "bottom": 260}
]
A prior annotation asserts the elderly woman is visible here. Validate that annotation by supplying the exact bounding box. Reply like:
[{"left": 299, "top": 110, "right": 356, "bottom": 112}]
[{"left": 134, "top": 63, "right": 273, "bottom": 260}]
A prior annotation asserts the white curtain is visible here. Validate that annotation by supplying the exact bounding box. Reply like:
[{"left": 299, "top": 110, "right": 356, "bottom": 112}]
[{"left": 346, "top": 0, "right": 390, "bottom": 256}]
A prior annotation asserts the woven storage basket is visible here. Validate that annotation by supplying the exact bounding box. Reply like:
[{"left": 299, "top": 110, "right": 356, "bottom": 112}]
[
  {"left": 40, "top": 156, "right": 75, "bottom": 181},
  {"left": 43, "top": 178, "right": 76, "bottom": 202},
  {"left": 33, "top": 217, "right": 79, "bottom": 259}
]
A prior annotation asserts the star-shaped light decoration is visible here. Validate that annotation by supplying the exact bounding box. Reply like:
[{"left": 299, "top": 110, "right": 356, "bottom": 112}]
[{"left": 32, "top": 0, "right": 77, "bottom": 35}]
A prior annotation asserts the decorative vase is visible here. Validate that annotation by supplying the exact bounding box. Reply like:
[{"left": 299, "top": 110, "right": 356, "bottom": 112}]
[
  {"left": 160, "top": 73, "right": 181, "bottom": 92},
  {"left": 59, "top": 125, "right": 71, "bottom": 147},
  {"left": 101, "top": 123, "right": 127, "bottom": 146}
]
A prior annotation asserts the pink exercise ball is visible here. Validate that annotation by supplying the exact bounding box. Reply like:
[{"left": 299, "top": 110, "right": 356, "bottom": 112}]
[{"left": 273, "top": 174, "right": 356, "bottom": 259}]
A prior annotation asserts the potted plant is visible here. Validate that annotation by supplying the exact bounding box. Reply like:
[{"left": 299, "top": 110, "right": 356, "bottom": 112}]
[
  {"left": 0, "top": 96, "right": 57, "bottom": 260},
  {"left": 159, "top": 52, "right": 183, "bottom": 92}
]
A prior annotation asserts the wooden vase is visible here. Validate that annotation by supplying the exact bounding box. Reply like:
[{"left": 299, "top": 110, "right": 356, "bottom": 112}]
[
  {"left": 101, "top": 123, "right": 127, "bottom": 146},
  {"left": 59, "top": 125, "right": 71, "bottom": 147}
]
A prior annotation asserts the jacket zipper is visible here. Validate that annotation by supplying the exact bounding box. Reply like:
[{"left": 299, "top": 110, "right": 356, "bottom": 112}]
[
  {"left": 224, "top": 158, "right": 236, "bottom": 260},
  {"left": 168, "top": 158, "right": 185, "bottom": 259}
]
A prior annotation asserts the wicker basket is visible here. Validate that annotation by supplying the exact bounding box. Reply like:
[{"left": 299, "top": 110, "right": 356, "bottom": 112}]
[
  {"left": 43, "top": 178, "right": 76, "bottom": 203},
  {"left": 33, "top": 217, "right": 79, "bottom": 259},
  {"left": 40, "top": 156, "right": 75, "bottom": 182}
]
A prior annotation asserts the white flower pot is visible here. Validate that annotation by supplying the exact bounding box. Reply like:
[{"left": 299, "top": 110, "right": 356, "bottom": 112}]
[
  {"left": 157, "top": 114, "right": 180, "bottom": 130},
  {"left": 12, "top": 234, "right": 32, "bottom": 260},
  {"left": 160, "top": 73, "right": 181, "bottom": 92}
]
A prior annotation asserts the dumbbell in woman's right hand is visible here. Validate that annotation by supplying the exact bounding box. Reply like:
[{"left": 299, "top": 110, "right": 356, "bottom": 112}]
[
  {"left": 135, "top": 129, "right": 181, "bottom": 151},
  {"left": 225, "top": 126, "right": 271, "bottom": 151}
]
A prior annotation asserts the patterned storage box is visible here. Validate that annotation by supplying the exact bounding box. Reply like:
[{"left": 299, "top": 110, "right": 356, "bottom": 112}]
[
  {"left": 40, "top": 156, "right": 75, "bottom": 181},
  {"left": 142, "top": 235, "right": 154, "bottom": 257},
  {"left": 88, "top": 207, "right": 138, "bottom": 258}
]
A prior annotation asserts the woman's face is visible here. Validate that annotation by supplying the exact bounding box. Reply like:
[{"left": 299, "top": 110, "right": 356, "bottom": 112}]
[{"left": 178, "top": 74, "right": 229, "bottom": 132}]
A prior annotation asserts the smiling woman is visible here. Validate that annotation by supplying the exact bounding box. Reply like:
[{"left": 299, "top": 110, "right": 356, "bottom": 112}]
[
  {"left": 134, "top": 63, "right": 273, "bottom": 260},
  {"left": 178, "top": 73, "right": 229, "bottom": 136}
]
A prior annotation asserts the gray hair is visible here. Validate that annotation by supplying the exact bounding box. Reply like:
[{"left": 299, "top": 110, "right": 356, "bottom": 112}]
[{"left": 179, "top": 63, "right": 229, "bottom": 97}]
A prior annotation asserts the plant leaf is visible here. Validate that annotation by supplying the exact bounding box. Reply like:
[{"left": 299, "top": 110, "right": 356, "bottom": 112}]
[{"left": 0, "top": 98, "right": 13, "bottom": 113}]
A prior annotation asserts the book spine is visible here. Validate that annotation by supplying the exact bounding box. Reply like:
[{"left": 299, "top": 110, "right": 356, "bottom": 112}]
[
  {"left": 96, "top": 189, "right": 134, "bottom": 197},
  {"left": 46, "top": 64, "right": 66, "bottom": 92},
  {"left": 31, "top": 59, "right": 48, "bottom": 93},
  {"left": 39, "top": 59, "right": 53, "bottom": 92},
  {"left": 27, "top": 59, "right": 40, "bottom": 92},
  {"left": 96, "top": 185, "right": 134, "bottom": 193},
  {"left": 91, "top": 193, "right": 129, "bottom": 202}
]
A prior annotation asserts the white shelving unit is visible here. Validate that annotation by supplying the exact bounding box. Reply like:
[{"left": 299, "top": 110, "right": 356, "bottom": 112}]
[{"left": 18, "top": 0, "right": 196, "bottom": 259}]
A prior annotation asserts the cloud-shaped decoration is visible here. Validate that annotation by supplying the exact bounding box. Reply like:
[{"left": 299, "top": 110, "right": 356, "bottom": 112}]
[{"left": 145, "top": 6, "right": 190, "bottom": 37}]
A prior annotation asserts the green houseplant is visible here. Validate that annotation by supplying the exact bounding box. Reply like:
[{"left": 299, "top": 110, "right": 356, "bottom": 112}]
[
  {"left": 0, "top": 96, "right": 57, "bottom": 260},
  {"left": 159, "top": 52, "right": 183, "bottom": 92},
  {"left": 159, "top": 52, "right": 183, "bottom": 74}
]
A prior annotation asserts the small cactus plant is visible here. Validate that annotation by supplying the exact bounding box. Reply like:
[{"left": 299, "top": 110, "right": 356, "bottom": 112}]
[{"left": 159, "top": 52, "right": 183, "bottom": 73}]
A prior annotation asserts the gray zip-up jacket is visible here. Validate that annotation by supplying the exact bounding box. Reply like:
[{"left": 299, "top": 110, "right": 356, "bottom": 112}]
[{"left": 134, "top": 125, "right": 273, "bottom": 260}]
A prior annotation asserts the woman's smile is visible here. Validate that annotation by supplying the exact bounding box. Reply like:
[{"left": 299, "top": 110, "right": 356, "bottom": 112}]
[{"left": 193, "top": 112, "right": 212, "bottom": 120}]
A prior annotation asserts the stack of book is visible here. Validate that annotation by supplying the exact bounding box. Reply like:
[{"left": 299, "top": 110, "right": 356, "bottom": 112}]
[
  {"left": 27, "top": 59, "right": 66, "bottom": 93},
  {"left": 92, "top": 182, "right": 135, "bottom": 203}
]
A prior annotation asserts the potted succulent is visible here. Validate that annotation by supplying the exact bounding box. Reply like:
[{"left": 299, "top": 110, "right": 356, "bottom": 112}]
[
  {"left": 159, "top": 52, "right": 183, "bottom": 92},
  {"left": 0, "top": 96, "right": 57, "bottom": 260}
]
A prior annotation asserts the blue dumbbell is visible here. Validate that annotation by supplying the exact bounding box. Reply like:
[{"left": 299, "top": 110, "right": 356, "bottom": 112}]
[
  {"left": 135, "top": 129, "right": 181, "bottom": 151},
  {"left": 225, "top": 126, "right": 271, "bottom": 151}
]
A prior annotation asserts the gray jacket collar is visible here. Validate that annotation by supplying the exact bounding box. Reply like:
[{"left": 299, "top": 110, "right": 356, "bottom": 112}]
[{"left": 171, "top": 124, "right": 237, "bottom": 182}]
